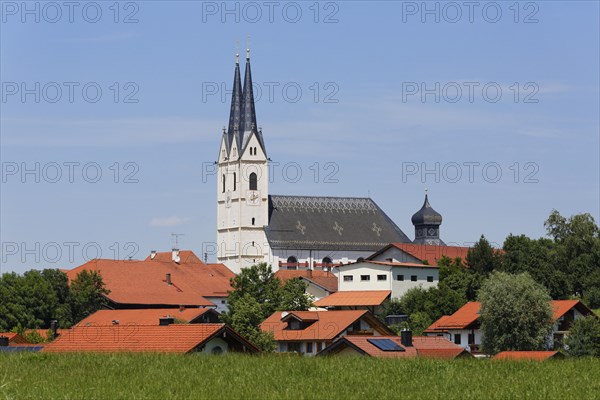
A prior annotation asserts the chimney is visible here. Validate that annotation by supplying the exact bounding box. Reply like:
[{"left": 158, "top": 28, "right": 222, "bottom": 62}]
[
  {"left": 172, "top": 248, "right": 180, "bottom": 263},
  {"left": 166, "top": 273, "right": 172, "bottom": 286},
  {"left": 159, "top": 316, "right": 175, "bottom": 326},
  {"left": 0, "top": 336, "right": 8, "bottom": 347},
  {"left": 50, "top": 319, "right": 58, "bottom": 340},
  {"left": 400, "top": 329, "right": 413, "bottom": 347},
  {"left": 150, "top": 250, "right": 157, "bottom": 260}
]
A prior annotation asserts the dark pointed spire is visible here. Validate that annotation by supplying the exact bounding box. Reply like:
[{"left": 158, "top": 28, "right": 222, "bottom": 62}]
[
  {"left": 411, "top": 189, "right": 445, "bottom": 245},
  {"left": 226, "top": 52, "right": 243, "bottom": 151},
  {"left": 240, "top": 48, "right": 257, "bottom": 138}
]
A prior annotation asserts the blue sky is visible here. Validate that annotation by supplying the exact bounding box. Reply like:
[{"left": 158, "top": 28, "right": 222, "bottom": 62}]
[{"left": 1, "top": 1, "right": 599, "bottom": 272}]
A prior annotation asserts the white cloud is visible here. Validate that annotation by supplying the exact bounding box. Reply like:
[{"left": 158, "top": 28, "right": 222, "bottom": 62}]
[{"left": 149, "top": 216, "right": 190, "bottom": 227}]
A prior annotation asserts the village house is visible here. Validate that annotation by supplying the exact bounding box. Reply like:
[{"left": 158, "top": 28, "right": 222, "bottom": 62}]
[
  {"left": 334, "top": 260, "right": 440, "bottom": 299},
  {"left": 42, "top": 323, "right": 259, "bottom": 355},
  {"left": 314, "top": 291, "right": 391, "bottom": 314},
  {"left": 274, "top": 270, "right": 337, "bottom": 301},
  {"left": 66, "top": 250, "right": 234, "bottom": 313},
  {"left": 317, "top": 333, "right": 472, "bottom": 359},
  {"left": 425, "top": 300, "right": 596, "bottom": 353},
  {"left": 259, "top": 310, "right": 393, "bottom": 356},
  {"left": 367, "top": 243, "right": 471, "bottom": 265}
]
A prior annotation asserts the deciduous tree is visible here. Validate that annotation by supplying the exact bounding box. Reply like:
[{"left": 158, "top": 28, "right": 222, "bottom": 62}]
[{"left": 478, "top": 272, "right": 553, "bottom": 354}]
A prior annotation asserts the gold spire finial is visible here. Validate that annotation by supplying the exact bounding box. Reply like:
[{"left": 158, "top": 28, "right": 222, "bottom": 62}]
[{"left": 246, "top": 34, "right": 251, "bottom": 59}]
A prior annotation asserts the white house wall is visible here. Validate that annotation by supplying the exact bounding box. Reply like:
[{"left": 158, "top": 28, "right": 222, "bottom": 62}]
[{"left": 337, "top": 262, "right": 439, "bottom": 299}]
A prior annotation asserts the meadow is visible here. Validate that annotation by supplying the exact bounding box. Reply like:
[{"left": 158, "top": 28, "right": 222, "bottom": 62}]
[{"left": 1, "top": 353, "right": 599, "bottom": 399}]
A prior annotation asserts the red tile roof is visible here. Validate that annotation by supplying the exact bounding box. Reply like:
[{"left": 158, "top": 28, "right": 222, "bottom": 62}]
[
  {"left": 314, "top": 291, "right": 391, "bottom": 307},
  {"left": 494, "top": 351, "right": 563, "bottom": 361},
  {"left": 260, "top": 310, "right": 393, "bottom": 341},
  {"left": 368, "top": 243, "right": 471, "bottom": 265},
  {"left": 65, "top": 251, "right": 234, "bottom": 307},
  {"left": 426, "top": 300, "right": 594, "bottom": 332},
  {"left": 275, "top": 270, "right": 338, "bottom": 293},
  {"left": 362, "top": 260, "right": 439, "bottom": 268},
  {"left": 322, "top": 336, "right": 470, "bottom": 359},
  {"left": 42, "top": 324, "right": 258, "bottom": 353},
  {"left": 0, "top": 332, "right": 27, "bottom": 344},
  {"left": 76, "top": 308, "right": 218, "bottom": 327}
]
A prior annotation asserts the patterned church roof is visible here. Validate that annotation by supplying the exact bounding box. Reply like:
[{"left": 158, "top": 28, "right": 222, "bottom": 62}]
[{"left": 265, "top": 195, "right": 411, "bottom": 251}]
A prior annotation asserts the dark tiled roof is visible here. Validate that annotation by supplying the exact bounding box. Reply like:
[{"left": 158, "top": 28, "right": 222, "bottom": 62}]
[{"left": 266, "top": 195, "right": 411, "bottom": 251}]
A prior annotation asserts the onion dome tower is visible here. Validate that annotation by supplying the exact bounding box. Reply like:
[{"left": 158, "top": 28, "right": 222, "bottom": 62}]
[{"left": 411, "top": 190, "right": 445, "bottom": 245}]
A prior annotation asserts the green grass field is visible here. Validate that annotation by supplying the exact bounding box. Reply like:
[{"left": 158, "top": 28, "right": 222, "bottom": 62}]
[{"left": 1, "top": 353, "right": 599, "bottom": 399}]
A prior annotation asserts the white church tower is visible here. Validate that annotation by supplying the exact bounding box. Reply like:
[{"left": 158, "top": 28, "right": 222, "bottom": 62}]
[{"left": 216, "top": 50, "right": 269, "bottom": 273}]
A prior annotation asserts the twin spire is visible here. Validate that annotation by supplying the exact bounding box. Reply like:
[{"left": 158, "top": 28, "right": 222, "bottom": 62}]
[{"left": 225, "top": 49, "right": 262, "bottom": 157}]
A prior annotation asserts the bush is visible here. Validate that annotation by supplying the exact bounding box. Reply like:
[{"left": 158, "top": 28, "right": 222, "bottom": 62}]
[{"left": 565, "top": 316, "right": 600, "bottom": 357}]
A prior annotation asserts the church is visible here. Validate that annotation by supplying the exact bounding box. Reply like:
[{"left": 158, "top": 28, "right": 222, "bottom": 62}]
[{"left": 216, "top": 51, "right": 445, "bottom": 274}]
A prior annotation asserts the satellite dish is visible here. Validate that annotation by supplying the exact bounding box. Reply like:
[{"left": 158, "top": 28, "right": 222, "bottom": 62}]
[{"left": 280, "top": 311, "right": 289, "bottom": 320}]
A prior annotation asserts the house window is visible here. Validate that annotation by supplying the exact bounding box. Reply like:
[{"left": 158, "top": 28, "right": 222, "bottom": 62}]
[
  {"left": 289, "top": 320, "right": 301, "bottom": 330},
  {"left": 343, "top": 275, "right": 353, "bottom": 282},
  {"left": 316, "top": 342, "right": 322, "bottom": 352},
  {"left": 287, "top": 342, "right": 301, "bottom": 353},
  {"left": 351, "top": 321, "right": 362, "bottom": 332},
  {"left": 397, "top": 275, "right": 404, "bottom": 281},
  {"left": 468, "top": 333, "right": 475, "bottom": 345},
  {"left": 233, "top": 172, "right": 236, "bottom": 191},
  {"left": 252, "top": 217, "right": 255, "bottom": 226},
  {"left": 249, "top": 172, "right": 257, "bottom": 190},
  {"left": 377, "top": 274, "right": 387, "bottom": 281},
  {"left": 306, "top": 342, "right": 313, "bottom": 353},
  {"left": 411, "top": 275, "right": 417, "bottom": 282},
  {"left": 287, "top": 256, "right": 297, "bottom": 264},
  {"left": 222, "top": 174, "right": 226, "bottom": 193},
  {"left": 427, "top": 276, "right": 434, "bottom": 282},
  {"left": 322, "top": 256, "right": 332, "bottom": 265},
  {"left": 360, "top": 275, "right": 370, "bottom": 281},
  {"left": 454, "top": 334, "right": 462, "bottom": 345}
]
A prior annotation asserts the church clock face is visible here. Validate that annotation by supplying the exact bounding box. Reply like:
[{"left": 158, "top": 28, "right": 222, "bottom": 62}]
[
  {"left": 247, "top": 190, "right": 260, "bottom": 205},
  {"left": 247, "top": 190, "right": 260, "bottom": 206}
]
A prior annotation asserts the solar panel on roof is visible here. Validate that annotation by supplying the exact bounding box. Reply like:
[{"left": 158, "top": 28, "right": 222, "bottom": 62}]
[{"left": 367, "top": 338, "right": 404, "bottom": 352}]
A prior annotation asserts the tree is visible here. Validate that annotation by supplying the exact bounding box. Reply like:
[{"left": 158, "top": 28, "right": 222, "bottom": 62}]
[
  {"left": 221, "top": 263, "right": 313, "bottom": 351},
  {"left": 478, "top": 272, "right": 553, "bottom": 354},
  {"left": 502, "top": 235, "right": 571, "bottom": 299},
  {"left": 565, "top": 316, "right": 600, "bottom": 357},
  {"left": 466, "top": 235, "right": 502, "bottom": 275},
  {"left": 544, "top": 210, "right": 600, "bottom": 298},
  {"left": 438, "top": 256, "right": 483, "bottom": 301},
  {"left": 69, "top": 270, "right": 110, "bottom": 323}
]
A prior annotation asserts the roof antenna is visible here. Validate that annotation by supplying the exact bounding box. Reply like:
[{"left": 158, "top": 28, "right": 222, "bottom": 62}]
[{"left": 171, "top": 233, "right": 184, "bottom": 249}]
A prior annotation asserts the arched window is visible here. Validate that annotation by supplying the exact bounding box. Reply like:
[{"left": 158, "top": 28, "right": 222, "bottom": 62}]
[
  {"left": 251, "top": 217, "right": 255, "bottom": 226},
  {"left": 322, "top": 257, "right": 332, "bottom": 265},
  {"left": 357, "top": 257, "right": 365, "bottom": 262},
  {"left": 287, "top": 256, "right": 297, "bottom": 263},
  {"left": 222, "top": 174, "right": 226, "bottom": 193},
  {"left": 233, "top": 172, "right": 236, "bottom": 191},
  {"left": 249, "top": 172, "right": 257, "bottom": 190}
]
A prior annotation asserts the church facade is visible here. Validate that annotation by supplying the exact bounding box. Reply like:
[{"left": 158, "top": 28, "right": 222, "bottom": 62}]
[{"left": 216, "top": 52, "right": 445, "bottom": 274}]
